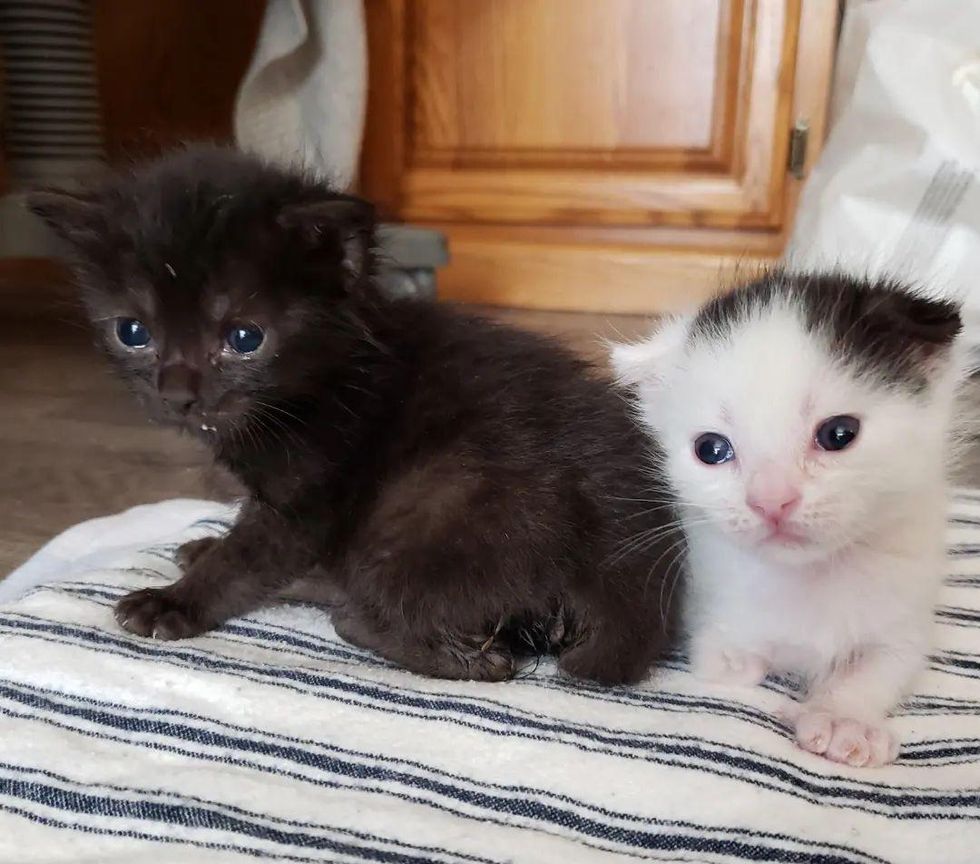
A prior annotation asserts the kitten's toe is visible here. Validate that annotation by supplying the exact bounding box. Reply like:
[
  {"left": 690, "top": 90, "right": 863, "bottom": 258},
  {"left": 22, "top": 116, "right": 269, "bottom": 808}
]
[
  {"left": 176, "top": 536, "right": 219, "bottom": 571},
  {"left": 114, "top": 588, "right": 207, "bottom": 640},
  {"left": 795, "top": 710, "right": 834, "bottom": 755},
  {"left": 332, "top": 614, "right": 515, "bottom": 681},
  {"left": 692, "top": 644, "right": 768, "bottom": 687},
  {"left": 467, "top": 644, "right": 515, "bottom": 682},
  {"left": 795, "top": 711, "right": 898, "bottom": 767},
  {"left": 826, "top": 718, "right": 872, "bottom": 766},
  {"left": 443, "top": 631, "right": 515, "bottom": 682},
  {"left": 867, "top": 725, "right": 900, "bottom": 766}
]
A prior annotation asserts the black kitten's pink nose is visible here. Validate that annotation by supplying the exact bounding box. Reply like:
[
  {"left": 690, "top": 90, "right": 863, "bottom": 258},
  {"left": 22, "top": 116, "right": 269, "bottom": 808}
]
[{"left": 157, "top": 364, "right": 201, "bottom": 413}]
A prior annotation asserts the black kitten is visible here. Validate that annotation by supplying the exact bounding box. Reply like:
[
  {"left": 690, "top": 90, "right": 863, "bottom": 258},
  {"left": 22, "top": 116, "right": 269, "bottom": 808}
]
[{"left": 28, "top": 145, "right": 681, "bottom": 684}]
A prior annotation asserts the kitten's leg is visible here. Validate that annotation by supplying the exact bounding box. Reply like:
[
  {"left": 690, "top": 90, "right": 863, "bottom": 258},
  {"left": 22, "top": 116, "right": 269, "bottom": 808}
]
[
  {"left": 689, "top": 634, "right": 769, "bottom": 688},
  {"left": 555, "top": 576, "right": 677, "bottom": 685},
  {"left": 331, "top": 603, "right": 515, "bottom": 681},
  {"left": 325, "top": 604, "right": 517, "bottom": 683},
  {"left": 116, "top": 502, "right": 312, "bottom": 640},
  {"left": 175, "top": 536, "right": 220, "bottom": 571},
  {"left": 275, "top": 567, "right": 346, "bottom": 607},
  {"left": 557, "top": 622, "right": 656, "bottom": 685},
  {"left": 793, "top": 641, "right": 926, "bottom": 767},
  {"left": 327, "top": 459, "right": 522, "bottom": 682}
]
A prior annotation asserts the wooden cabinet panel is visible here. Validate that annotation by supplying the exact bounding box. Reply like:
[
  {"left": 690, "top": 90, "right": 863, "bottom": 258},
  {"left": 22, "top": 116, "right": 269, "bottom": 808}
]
[
  {"left": 412, "top": 0, "right": 723, "bottom": 160},
  {"left": 94, "top": 0, "right": 264, "bottom": 159},
  {"left": 362, "top": 0, "right": 838, "bottom": 311}
]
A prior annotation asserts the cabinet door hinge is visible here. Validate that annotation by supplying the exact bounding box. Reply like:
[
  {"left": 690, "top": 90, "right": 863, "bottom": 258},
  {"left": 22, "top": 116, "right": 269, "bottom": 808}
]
[{"left": 788, "top": 119, "right": 810, "bottom": 179}]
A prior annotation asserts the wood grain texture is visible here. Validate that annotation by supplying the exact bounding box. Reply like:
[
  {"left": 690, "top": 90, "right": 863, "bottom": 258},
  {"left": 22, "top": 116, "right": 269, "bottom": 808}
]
[
  {"left": 777, "top": 0, "right": 840, "bottom": 247},
  {"left": 360, "top": 0, "right": 839, "bottom": 312},
  {"left": 363, "top": 0, "right": 409, "bottom": 217},
  {"left": 0, "top": 260, "right": 75, "bottom": 319},
  {"left": 363, "top": 0, "right": 806, "bottom": 228},
  {"left": 93, "top": 0, "right": 265, "bottom": 159},
  {"left": 436, "top": 230, "right": 770, "bottom": 314},
  {"left": 0, "top": 57, "right": 6, "bottom": 194},
  {"left": 410, "top": 0, "right": 724, "bottom": 167}
]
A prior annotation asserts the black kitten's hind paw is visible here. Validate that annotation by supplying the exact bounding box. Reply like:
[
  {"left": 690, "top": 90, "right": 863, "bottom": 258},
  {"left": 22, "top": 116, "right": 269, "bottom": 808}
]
[
  {"left": 334, "top": 610, "right": 516, "bottom": 682},
  {"left": 557, "top": 631, "right": 654, "bottom": 686},
  {"left": 175, "top": 536, "right": 220, "bottom": 571},
  {"left": 423, "top": 625, "right": 515, "bottom": 682},
  {"left": 115, "top": 588, "right": 209, "bottom": 641}
]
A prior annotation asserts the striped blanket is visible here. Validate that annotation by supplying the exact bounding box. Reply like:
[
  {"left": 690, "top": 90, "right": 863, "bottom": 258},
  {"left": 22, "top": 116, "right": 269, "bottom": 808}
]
[{"left": 1, "top": 496, "right": 979, "bottom": 864}]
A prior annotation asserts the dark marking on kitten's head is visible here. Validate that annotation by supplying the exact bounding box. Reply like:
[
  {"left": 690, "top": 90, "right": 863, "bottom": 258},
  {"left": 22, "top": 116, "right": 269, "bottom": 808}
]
[
  {"left": 26, "top": 144, "right": 380, "bottom": 435},
  {"left": 691, "top": 271, "right": 962, "bottom": 391}
]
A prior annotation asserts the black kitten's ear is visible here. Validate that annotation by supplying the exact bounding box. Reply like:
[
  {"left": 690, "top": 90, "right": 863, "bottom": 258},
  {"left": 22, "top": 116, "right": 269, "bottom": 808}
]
[
  {"left": 277, "top": 197, "right": 375, "bottom": 281},
  {"left": 25, "top": 189, "right": 105, "bottom": 249},
  {"left": 874, "top": 291, "right": 962, "bottom": 348}
]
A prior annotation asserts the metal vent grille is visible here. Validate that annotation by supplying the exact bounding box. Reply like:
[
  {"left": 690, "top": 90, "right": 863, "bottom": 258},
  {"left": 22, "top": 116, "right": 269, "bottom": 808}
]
[{"left": 0, "top": 0, "right": 104, "bottom": 186}]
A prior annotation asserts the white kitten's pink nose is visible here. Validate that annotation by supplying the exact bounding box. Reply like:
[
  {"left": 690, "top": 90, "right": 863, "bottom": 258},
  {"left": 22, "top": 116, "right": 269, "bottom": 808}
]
[{"left": 746, "top": 474, "right": 801, "bottom": 525}]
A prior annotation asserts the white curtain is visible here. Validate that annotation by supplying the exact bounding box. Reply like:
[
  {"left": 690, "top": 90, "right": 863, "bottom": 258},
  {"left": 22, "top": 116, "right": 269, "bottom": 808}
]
[{"left": 233, "top": 0, "right": 367, "bottom": 190}]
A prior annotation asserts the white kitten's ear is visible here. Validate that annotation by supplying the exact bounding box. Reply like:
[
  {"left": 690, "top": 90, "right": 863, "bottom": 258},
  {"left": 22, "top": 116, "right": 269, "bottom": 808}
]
[{"left": 610, "top": 316, "right": 689, "bottom": 387}]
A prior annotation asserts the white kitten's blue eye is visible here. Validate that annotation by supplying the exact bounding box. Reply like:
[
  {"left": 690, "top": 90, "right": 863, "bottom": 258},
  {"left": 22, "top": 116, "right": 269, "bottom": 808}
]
[
  {"left": 694, "top": 433, "right": 735, "bottom": 465},
  {"left": 115, "top": 318, "right": 151, "bottom": 348},
  {"left": 815, "top": 415, "right": 860, "bottom": 452},
  {"left": 227, "top": 325, "right": 264, "bottom": 354}
]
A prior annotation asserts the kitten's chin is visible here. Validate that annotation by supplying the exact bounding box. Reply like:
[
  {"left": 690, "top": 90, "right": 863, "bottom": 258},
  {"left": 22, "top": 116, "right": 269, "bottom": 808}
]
[
  {"left": 154, "top": 411, "right": 232, "bottom": 443},
  {"left": 751, "top": 529, "right": 850, "bottom": 566},
  {"left": 755, "top": 537, "right": 823, "bottom": 565}
]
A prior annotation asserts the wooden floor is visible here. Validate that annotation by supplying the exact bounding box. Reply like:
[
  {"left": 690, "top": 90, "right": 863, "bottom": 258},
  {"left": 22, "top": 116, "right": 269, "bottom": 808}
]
[{"left": 0, "top": 305, "right": 652, "bottom": 575}]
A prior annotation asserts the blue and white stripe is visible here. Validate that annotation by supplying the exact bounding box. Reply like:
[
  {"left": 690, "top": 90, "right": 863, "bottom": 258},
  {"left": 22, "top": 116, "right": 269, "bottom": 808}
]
[{"left": 1, "top": 495, "right": 979, "bottom": 862}]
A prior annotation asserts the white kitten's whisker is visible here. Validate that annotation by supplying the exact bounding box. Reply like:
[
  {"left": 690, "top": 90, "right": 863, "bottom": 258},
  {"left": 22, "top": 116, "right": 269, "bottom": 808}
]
[
  {"left": 604, "top": 525, "right": 684, "bottom": 568},
  {"left": 658, "top": 546, "right": 688, "bottom": 630},
  {"left": 605, "top": 495, "right": 677, "bottom": 505},
  {"left": 650, "top": 533, "right": 689, "bottom": 616},
  {"left": 619, "top": 504, "right": 686, "bottom": 521},
  {"left": 605, "top": 523, "right": 694, "bottom": 569},
  {"left": 605, "top": 514, "right": 716, "bottom": 566}
]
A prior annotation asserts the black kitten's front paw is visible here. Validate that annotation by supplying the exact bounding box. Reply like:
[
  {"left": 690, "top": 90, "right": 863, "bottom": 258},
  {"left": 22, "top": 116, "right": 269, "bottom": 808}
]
[
  {"left": 114, "top": 588, "right": 208, "bottom": 640},
  {"left": 176, "top": 536, "right": 220, "bottom": 571}
]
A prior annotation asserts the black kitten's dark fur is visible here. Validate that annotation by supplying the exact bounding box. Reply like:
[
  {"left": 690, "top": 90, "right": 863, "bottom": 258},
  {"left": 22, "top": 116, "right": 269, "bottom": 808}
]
[{"left": 28, "top": 145, "right": 680, "bottom": 684}]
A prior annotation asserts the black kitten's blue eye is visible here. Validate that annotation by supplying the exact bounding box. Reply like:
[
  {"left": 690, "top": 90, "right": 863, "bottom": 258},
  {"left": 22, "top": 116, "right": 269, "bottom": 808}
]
[
  {"left": 815, "top": 415, "right": 860, "bottom": 452},
  {"left": 694, "top": 433, "right": 735, "bottom": 465},
  {"left": 115, "top": 318, "right": 151, "bottom": 348},
  {"left": 227, "top": 325, "right": 264, "bottom": 354}
]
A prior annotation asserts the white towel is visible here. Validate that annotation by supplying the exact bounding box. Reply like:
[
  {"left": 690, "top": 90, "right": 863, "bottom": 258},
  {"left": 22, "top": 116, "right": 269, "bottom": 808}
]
[{"left": 1, "top": 495, "right": 979, "bottom": 862}]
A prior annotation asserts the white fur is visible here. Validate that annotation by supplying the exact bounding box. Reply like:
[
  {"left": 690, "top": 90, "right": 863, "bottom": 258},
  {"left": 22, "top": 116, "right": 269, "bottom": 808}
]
[{"left": 612, "top": 298, "right": 967, "bottom": 768}]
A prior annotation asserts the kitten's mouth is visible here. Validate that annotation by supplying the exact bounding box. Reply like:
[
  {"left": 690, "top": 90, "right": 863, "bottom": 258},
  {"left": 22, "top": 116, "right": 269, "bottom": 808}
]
[
  {"left": 172, "top": 394, "right": 252, "bottom": 438},
  {"left": 177, "top": 411, "right": 231, "bottom": 439},
  {"left": 761, "top": 524, "right": 808, "bottom": 546}
]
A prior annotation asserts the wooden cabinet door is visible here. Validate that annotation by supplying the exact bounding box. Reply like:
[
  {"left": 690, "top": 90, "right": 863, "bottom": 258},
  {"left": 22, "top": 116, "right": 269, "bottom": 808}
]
[{"left": 362, "top": 0, "right": 838, "bottom": 312}]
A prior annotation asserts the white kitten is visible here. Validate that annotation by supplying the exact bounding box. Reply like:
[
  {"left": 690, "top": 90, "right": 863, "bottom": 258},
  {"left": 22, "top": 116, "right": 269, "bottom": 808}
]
[{"left": 612, "top": 273, "right": 968, "bottom": 768}]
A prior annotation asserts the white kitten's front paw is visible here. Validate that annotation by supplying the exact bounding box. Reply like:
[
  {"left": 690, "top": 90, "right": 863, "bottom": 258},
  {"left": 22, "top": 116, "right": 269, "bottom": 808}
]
[
  {"left": 795, "top": 711, "right": 898, "bottom": 767},
  {"left": 692, "top": 644, "right": 768, "bottom": 688}
]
